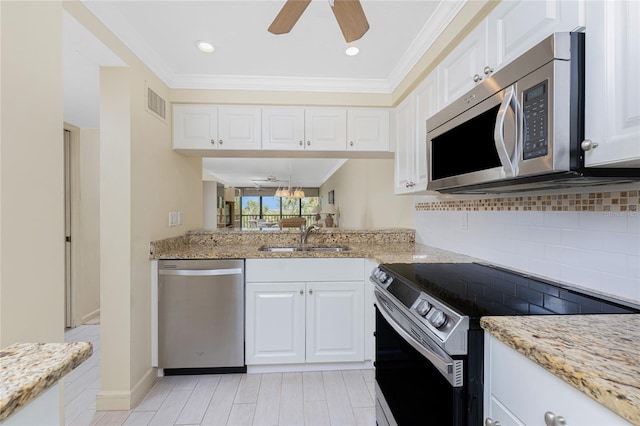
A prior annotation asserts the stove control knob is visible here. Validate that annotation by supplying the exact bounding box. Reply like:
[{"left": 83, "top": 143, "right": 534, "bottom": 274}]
[
  {"left": 426, "top": 308, "right": 447, "bottom": 329},
  {"left": 379, "top": 272, "right": 388, "bottom": 282},
  {"left": 416, "top": 300, "right": 431, "bottom": 317}
]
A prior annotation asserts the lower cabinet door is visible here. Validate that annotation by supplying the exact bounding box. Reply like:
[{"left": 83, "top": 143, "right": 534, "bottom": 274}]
[
  {"left": 246, "top": 282, "right": 306, "bottom": 365},
  {"left": 305, "top": 281, "right": 364, "bottom": 363}
]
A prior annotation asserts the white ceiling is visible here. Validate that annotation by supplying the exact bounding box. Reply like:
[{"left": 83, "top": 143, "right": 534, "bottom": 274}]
[
  {"left": 65, "top": 0, "right": 463, "bottom": 187},
  {"left": 203, "top": 158, "right": 346, "bottom": 188},
  {"left": 82, "top": 0, "right": 463, "bottom": 92}
]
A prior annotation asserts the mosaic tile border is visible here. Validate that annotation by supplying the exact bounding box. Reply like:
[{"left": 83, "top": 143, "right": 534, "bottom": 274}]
[{"left": 415, "top": 190, "right": 640, "bottom": 212}]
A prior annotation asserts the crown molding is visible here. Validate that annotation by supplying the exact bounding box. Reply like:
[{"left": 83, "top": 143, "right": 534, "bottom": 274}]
[
  {"left": 168, "top": 74, "right": 391, "bottom": 93},
  {"left": 386, "top": 0, "right": 466, "bottom": 90}
]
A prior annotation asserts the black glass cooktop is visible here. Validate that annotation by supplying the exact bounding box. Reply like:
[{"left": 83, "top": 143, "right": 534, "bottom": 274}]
[{"left": 382, "top": 262, "right": 640, "bottom": 318}]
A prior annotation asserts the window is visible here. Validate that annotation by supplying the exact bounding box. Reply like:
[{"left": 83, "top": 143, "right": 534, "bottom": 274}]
[{"left": 240, "top": 196, "right": 319, "bottom": 229}]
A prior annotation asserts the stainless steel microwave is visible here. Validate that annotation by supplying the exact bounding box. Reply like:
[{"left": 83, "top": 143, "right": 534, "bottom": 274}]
[{"left": 426, "top": 32, "right": 639, "bottom": 194}]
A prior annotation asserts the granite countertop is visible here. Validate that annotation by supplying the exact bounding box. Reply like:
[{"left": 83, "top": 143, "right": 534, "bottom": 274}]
[
  {"left": 0, "top": 342, "right": 93, "bottom": 421},
  {"left": 481, "top": 315, "right": 640, "bottom": 425},
  {"left": 150, "top": 227, "right": 477, "bottom": 264}
]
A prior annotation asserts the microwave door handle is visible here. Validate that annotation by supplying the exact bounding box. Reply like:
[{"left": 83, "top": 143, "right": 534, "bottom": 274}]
[{"left": 494, "top": 85, "right": 517, "bottom": 177}]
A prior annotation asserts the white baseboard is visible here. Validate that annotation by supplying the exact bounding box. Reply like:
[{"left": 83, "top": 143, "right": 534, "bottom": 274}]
[
  {"left": 131, "top": 367, "right": 157, "bottom": 408},
  {"left": 81, "top": 308, "right": 100, "bottom": 325},
  {"left": 247, "top": 361, "right": 373, "bottom": 374},
  {"left": 95, "top": 368, "right": 157, "bottom": 411}
]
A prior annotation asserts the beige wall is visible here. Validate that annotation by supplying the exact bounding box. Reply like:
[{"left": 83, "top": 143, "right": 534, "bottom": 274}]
[
  {"left": 320, "top": 159, "right": 414, "bottom": 229},
  {"left": 65, "top": 1, "right": 203, "bottom": 410},
  {"left": 0, "top": 1, "right": 64, "bottom": 347}
]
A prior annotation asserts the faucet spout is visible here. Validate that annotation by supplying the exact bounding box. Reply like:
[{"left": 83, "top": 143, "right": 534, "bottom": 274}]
[{"left": 301, "top": 224, "right": 320, "bottom": 245}]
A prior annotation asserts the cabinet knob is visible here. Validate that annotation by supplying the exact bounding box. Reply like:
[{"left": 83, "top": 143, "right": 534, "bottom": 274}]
[
  {"left": 309, "top": 289, "right": 313, "bottom": 295},
  {"left": 306, "top": 141, "right": 311, "bottom": 146},
  {"left": 483, "top": 66, "right": 494, "bottom": 75},
  {"left": 218, "top": 139, "right": 223, "bottom": 145},
  {"left": 299, "top": 140, "right": 303, "bottom": 146},
  {"left": 299, "top": 289, "right": 304, "bottom": 295},
  {"left": 350, "top": 141, "right": 354, "bottom": 147},
  {"left": 210, "top": 139, "right": 215, "bottom": 145},
  {"left": 544, "top": 411, "right": 566, "bottom": 426},
  {"left": 581, "top": 139, "right": 599, "bottom": 151},
  {"left": 484, "top": 418, "right": 501, "bottom": 426},
  {"left": 473, "top": 74, "right": 483, "bottom": 83}
]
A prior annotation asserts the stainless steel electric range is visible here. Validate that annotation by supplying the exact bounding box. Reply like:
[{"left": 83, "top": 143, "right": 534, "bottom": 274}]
[{"left": 370, "top": 262, "right": 640, "bottom": 426}]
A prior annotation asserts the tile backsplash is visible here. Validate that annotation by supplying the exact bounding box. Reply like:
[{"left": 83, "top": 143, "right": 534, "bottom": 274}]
[{"left": 414, "top": 190, "right": 640, "bottom": 303}]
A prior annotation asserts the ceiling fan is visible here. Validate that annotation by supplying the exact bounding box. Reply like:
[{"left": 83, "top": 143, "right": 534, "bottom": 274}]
[
  {"left": 251, "top": 175, "right": 287, "bottom": 185},
  {"left": 268, "top": 0, "right": 370, "bottom": 43}
]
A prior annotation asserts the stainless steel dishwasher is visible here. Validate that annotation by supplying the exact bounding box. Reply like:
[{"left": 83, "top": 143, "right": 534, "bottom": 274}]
[{"left": 158, "top": 259, "right": 245, "bottom": 374}]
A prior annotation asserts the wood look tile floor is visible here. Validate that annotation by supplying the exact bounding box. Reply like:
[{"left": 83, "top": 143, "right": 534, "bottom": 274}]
[{"left": 64, "top": 325, "right": 375, "bottom": 426}]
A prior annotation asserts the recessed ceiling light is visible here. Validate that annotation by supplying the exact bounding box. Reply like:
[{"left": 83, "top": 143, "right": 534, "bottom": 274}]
[
  {"left": 345, "top": 46, "right": 360, "bottom": 56},
  {"left": 196, "top": 41, "right": 215, "bottom": 53}
]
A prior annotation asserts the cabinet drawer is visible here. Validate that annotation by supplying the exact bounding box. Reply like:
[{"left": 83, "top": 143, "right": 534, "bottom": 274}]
[
  {"left": 246, "top": 258, "right": 364, "bottom": 282},
  {"left": 488, "top": 335, "right": 630, "bottom": 425}
]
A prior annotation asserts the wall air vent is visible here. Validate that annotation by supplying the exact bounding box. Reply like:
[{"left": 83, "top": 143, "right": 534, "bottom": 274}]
[{"left": 146, "top": 84, "right": 167, "bottom": 122}]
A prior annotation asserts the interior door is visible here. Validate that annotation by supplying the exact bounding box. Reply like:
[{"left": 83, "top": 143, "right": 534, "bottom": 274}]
[{"left": 64, "top": 129, "right": 73, "bottom": 328}]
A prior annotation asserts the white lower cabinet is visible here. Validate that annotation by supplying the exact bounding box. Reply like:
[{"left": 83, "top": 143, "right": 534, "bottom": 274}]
[
  {"left": 245, "top": 259, "right": 365, "bottom": 366},
  {"left": 484, "top": 333, "right": 631, "bottom": 426}
]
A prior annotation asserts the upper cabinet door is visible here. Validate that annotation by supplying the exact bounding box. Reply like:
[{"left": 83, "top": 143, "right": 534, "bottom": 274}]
[
  {"left": 217, "top": 106, "right": 262, "bottom": 150},
  {"left": 172, "top": 104, "right": 218, "bottom": 149},
  {"left": 394, "top": 95, "right": 416, "bottom": 194},
  {"left": 413, "top": 71, "right": 439, "bottom": 192},
  {"left": 346, "top": 109, "right": 390, "bottom": 152},
  {"left": 262, "top": 107, "right": 305, "bottom": 151},
  {"left": 584, "top": 0, "right": 640, "bottom": 167},
  {"left": 304, "top": 108, "right": 347, "bottom": 151},
  {"left": 438, "top": 20, "right": 488, "bottom": 108},
  {"left": 487, "top": 0, "right": 583, "bottom": 72}
]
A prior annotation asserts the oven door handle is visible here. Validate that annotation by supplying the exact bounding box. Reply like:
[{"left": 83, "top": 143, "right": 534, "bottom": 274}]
[{"left": 375, "top": 297, "right": 463, "bottom": 387}]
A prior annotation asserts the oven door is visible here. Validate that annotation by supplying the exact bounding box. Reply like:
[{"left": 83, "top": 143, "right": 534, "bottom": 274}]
[{"left": 375, "top": 304, "right": 467, "bottom": 426}]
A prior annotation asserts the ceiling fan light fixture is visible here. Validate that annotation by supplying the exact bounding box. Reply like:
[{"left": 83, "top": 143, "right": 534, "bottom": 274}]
[
  {"left": 345, "top": 46, "right": 359, "bottom": 56},
  {"left": 195, "top": 41, "right": 215, "bottom": 53}
]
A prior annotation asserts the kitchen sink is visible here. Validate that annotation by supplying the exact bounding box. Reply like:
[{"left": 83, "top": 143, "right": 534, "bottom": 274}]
[{"left": 258, "top": 246, "right": 350, "bottom": 252}]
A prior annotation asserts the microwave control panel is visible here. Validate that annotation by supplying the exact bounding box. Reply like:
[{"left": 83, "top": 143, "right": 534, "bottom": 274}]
[{"left": 522, "top": 81, "right": 549, "bottom": 160}]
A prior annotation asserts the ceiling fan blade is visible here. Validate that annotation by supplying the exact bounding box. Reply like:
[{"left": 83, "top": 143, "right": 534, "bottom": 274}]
[
  {"left": 331, "top": 0, "right": 370, "bottom": 43},
  {"left": 268, "top": 0, "right": 312, "bottom": 35}
]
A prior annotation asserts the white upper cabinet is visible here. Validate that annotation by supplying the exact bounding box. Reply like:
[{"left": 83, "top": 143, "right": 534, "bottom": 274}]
[
  {"left": 261, "top": 107, "right": 305, "bottom": 151},
  {"left": 437, "top": 0, "right": 583, "bottom": 111},
  {"left": 346, "top": 109, "right": 390, "bottom": 152},
  {"left": 438, "top": 21, "right": 489, "bottom": 108},
  {"left": 172, "top": 104, "right": 218, "bottom": 150},
  {"left": 486, "top": 0, "right": 583, "bottom": 72},
  {"left": 394, "top": 71, "right": 437, "bottom": 194},
  {"left": 217, "top": 106, "right": 262, "bottom": 150},
  {"left": 304, "top": 108, "right": 347, "bottom": 151},
  {"left": 583, "top": 0, "right": 640, "bottom": 167},
  {"left": 394, "top": 95, "right": 416, "bottom": 194},
  {"left": 173, "top": 104, "right": 260, "bottom": 150}
]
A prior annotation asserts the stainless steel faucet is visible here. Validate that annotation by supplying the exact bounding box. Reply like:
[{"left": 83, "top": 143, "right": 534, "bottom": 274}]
[{"left": 301, "top": 224, "right": 320, "bottom": 245}]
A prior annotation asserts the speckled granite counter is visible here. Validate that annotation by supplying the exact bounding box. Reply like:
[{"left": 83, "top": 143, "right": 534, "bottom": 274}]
[
  {"left": 150, "top": 228, "right": 477, "bottom": 264},
  {"left": 0, "top": 342, "right": 92, "bottom": 421},
  {"left": 481, "top": 315, "right": 640, "bottom": 425}
]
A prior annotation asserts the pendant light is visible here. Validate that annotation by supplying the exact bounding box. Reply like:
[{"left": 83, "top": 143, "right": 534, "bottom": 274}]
[{"left": 274, "top": 166, "right": 305, "bottom": 198}]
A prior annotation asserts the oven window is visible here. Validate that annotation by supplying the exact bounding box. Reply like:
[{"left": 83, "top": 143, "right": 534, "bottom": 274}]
[
  {"left": 375, "top": 307, "right": 467, "bottom": 425},
  {"left": 431, "top": 104, "right": 501, "bottom": 180}
]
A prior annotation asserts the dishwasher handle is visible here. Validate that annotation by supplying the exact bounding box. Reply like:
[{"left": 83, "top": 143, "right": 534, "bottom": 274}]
[{"left": 159, "top": 268, "right": 243, "bottom": 277}]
